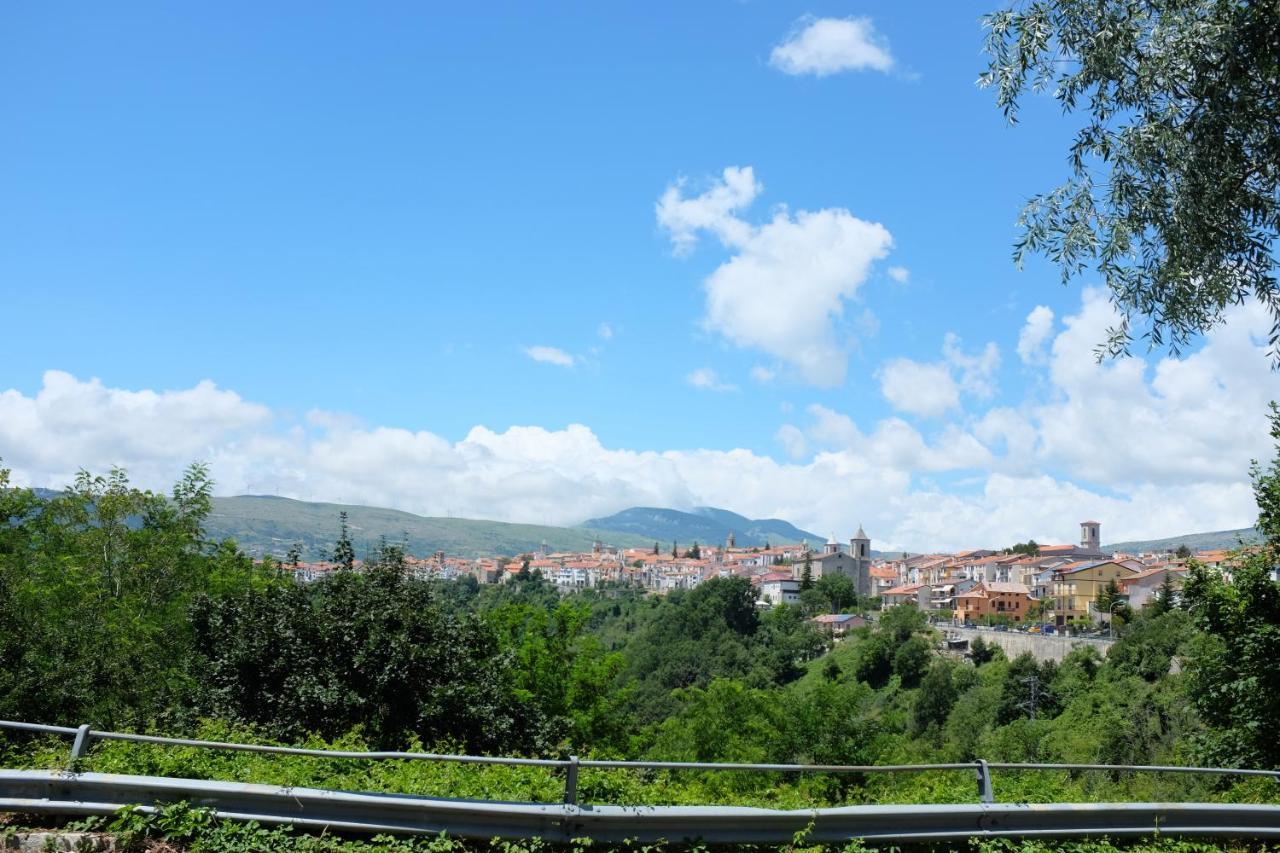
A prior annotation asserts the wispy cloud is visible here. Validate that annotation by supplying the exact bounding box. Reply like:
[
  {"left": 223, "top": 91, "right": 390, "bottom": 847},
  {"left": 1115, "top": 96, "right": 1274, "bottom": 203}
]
[
  {"left": 524, "top": 345, "right": 576, "bottom": 367},
  {"left": 686, "top": 367, "right": 737, "bottom": 392}
]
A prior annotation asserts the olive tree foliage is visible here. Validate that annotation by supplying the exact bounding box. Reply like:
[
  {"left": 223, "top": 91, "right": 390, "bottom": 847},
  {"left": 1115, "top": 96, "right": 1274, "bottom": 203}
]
[{"left": 980, "top": 1, "right": 1280, "bottom": 359}]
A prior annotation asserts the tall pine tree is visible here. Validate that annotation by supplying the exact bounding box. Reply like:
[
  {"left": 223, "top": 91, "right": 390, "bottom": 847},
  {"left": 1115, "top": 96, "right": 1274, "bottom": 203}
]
[{"left": 333, "top": 511, "right": 355, "bottom": 571}]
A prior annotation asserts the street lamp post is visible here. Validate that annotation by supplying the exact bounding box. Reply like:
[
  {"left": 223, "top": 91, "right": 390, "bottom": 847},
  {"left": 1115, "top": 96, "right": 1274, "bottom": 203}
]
[{"left": 1108, "top": 600, "right": 1126, "bottom": 639}]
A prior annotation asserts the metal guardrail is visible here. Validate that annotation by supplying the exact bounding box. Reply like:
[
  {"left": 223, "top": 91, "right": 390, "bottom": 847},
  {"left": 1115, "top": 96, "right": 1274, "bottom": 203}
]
[
  {"left": 4, "top": 720, "right": 1280, "bottom": 841},
  {"left": 4, "top": 771, "right": 1280, "bottom": 843},
  {"left": 0, "top": 720, "right": 991, "bottom": 804}
]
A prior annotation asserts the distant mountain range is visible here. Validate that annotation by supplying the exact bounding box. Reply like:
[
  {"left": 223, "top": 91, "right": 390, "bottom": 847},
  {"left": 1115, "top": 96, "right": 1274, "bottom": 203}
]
[
  {"left": 15, "top": 489, "right": 852, "bottom": 558},
  {"left": 582, "top": 506, "right": 828, "bottom": 550},
  {"left": 204, "top": 495, "right": 656, "bottom": 559},
  {"left": 207, "top": 498, "right": 840, "bottom": 559},
  {"left": 21, "top": 485, "right": 1260, "bottom": 559},
  {"left": 1104, "top": 527, "right": 1261, "bottom": 554}
]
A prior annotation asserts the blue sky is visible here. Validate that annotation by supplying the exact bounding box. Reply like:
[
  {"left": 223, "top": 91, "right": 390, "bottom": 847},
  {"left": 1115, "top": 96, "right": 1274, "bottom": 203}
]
[{"left": 2, "top": 2, "right": 1273, "bottom": 550}]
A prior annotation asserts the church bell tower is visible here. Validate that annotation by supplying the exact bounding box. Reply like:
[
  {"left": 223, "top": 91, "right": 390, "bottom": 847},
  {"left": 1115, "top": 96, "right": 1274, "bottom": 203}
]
[
  {"left": 1080, "top": 521, "right": 1101, "bottom": 554},
  {"left": 849, "top": 524, "right": 871, "bottom": 598}
]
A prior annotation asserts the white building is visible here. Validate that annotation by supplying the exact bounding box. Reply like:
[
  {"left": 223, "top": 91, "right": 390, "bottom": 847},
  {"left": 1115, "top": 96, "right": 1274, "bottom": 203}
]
[{"left": 758, "top": 572, "right": 801, "bottom": 607}]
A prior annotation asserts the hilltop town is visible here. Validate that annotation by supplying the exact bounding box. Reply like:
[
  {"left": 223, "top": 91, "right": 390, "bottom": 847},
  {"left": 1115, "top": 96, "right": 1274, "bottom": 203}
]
[{"left": 277, "top": 519, "right": 1242, "bottom": 632}]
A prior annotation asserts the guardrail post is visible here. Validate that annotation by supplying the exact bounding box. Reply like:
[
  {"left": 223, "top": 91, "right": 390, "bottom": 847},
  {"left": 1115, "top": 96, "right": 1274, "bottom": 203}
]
[
  {"left": 69, "top": 724, "right": 92, "bottom": 764},
  {"left": 563, "top": 755, "right": 580, "bottom": 806},
  {"left": 975, "top": 759, "right": 994, "bottom": 803}
]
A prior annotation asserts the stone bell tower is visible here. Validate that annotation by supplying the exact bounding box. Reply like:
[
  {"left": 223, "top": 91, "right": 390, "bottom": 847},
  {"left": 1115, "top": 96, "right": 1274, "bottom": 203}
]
[
  {"left": 850, "top": 524, "right": 872, "bottom": 597},
  {"left": 1080, "top": 520, "right": 1101, "bottom": 554}
]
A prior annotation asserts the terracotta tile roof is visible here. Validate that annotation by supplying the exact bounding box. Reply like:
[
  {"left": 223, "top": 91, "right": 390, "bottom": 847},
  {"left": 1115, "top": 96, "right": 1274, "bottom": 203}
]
[
  {"left": 984, "top": 582, "right": 1032, "bottom": 594},
  {"left": 1120, "top": 566, "right": 1187, "bottom": 584},
  {"left": 1057, "top": 559, "right": 1106, "bottom": 572}
]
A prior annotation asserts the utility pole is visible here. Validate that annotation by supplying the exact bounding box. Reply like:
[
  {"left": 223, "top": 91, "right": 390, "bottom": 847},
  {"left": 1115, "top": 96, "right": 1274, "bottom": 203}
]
[
  {"left": 1017, "top": 673, "right": 1053, "bottom": 760},
  {"left": 1018, "top": 673, "right": 1054, "bottom": 723},
  {"left": 1019, "top": 674, "right": 1043, "bottom": 721}
]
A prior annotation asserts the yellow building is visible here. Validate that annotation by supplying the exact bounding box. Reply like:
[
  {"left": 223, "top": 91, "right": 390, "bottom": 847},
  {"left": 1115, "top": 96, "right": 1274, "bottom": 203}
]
[{"left": 1050, "top": 560, "right": 1139, "bottom": 627}]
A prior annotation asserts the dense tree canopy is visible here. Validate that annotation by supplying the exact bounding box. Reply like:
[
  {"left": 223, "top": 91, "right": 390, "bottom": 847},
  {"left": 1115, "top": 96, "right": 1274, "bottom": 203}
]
[
  {"left": 982, "top": 0, "right": 1280, "bottom": 359},
  {"left": 190, "top": 568, "right": 540, "bottom": 753}
]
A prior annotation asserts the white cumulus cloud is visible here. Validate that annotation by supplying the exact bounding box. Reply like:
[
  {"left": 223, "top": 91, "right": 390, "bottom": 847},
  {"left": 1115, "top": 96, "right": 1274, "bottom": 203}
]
[
  {"left": 878, "top": 359, "right": 961, "bottom": 417},
  {"left": 0, "top": 370, "right": 271, "bottom": 490},
  {"left": 657, "top": 166, "right": 893, "bottom": 386},
  {"left": 656, "top": 166, "right": 761, "bottom": 255},
  {"left": 943, "top": 334, "right": 1000, "bottom": 399},
  {"left": 1034, "top": 288, "right": 1277, "bottom": 489},
  {"left": 524, "top": 345, "right": 576, "bottom": 367},
  {"left": 877, "top": 334, "right": 1000, "bottom": 417},
  {"left": 2, "top": 290, "right": 1275, "bottom": 556},
  {"left": 1017, "top": 305, "right": 1055, "bottom": 364},
  {"left": 770, "top": 16, "right": 894, "bottom": 76}
]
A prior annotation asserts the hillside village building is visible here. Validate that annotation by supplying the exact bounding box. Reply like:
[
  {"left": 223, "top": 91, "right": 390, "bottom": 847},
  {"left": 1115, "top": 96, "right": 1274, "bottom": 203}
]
[
  {"left": 954, "top": 582, "right": 1034, "bottom": 624},
  {"left": 881, "top": 583, "right": 931, "bottom": 610},
  {"left": 791, "top": 527, "right": 873, "bottom": 597},
  {"left": 1050, "top": 560, "right": 1139, "bottom": 626},
  {"left": 1036, "top": 521, "right": 1107, "bottom": 560},
  {"left": 1118, "top": 566, "right": 1186, "bottom": 610},
  {"left": 268, "top": 514, "right": 1248, "bottom": 630},
  {"left": 757, "top": 571, "right": 800, "bottom": 607}
]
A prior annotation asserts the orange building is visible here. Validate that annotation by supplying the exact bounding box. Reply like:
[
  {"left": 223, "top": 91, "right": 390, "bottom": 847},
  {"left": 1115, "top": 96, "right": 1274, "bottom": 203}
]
[{"left": 954, "top": 582, "right": 1033, "bottom": 624}]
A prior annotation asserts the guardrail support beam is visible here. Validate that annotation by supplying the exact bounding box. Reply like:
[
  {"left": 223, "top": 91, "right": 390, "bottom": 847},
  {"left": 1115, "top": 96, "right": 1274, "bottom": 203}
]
[
  {"left": 69, "top": 724, "right": 92, "bottom": 764},
  {"left": 975, "top": 759, "right": 994, "bottom": 804},
  {"left": 564, "top": 755, "right": 580, "bottom": 805}
]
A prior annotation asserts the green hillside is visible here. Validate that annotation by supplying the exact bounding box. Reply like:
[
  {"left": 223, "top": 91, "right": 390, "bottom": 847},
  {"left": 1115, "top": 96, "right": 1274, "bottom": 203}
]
[
  {"left": 207, "top": 495, "right": 654, "bottom": 559},
  {"left": 585, "top": 506, "right": 811, "bottom": 548},
  {"left": 1104, "top": 527, "right": 1261, "bottom": 554}
]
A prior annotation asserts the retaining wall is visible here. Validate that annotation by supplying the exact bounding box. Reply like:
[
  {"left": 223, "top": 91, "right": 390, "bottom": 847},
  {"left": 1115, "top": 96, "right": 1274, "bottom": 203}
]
[{"left": 941, "top": 625, "right": 1114, "bottom": 663}]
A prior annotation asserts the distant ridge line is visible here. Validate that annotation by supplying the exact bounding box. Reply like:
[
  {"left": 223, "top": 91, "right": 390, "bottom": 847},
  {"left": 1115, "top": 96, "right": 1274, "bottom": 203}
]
[{"left": 1104, "top": 527, "right": 1260, "bottom": 554}]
